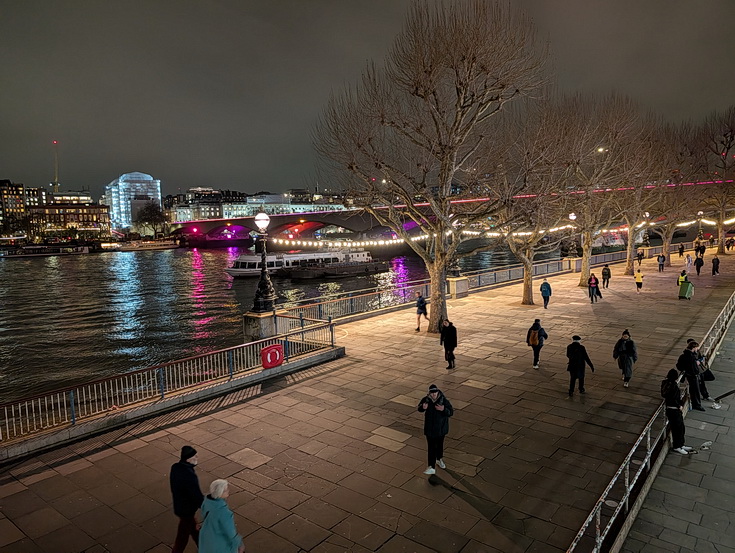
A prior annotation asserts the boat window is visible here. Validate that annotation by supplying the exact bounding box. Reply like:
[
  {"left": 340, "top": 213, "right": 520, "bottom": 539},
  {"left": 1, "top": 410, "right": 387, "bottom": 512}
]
[
  {"left": 267, "top": 261, "right": 275, "bottom": 268},
  {"left": 275, "top": 261, "right": 283, "bottom": 267},
  {"left": 247, "top": 262, "right": 257, "bottom": 269}
]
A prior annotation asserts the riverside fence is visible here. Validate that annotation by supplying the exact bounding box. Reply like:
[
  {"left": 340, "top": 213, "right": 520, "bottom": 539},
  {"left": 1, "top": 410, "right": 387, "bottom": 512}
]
[
  {"left": 0, "top": 317, "right": 336, "bottom": 444},
  {"left": 566, "top": 287, "right": 735, "bottom": 553}
]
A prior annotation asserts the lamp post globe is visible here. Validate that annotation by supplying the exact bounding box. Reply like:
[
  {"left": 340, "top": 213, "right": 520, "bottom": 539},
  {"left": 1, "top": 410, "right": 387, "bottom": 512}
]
[{"left": 251, "top": 212, "right": 277, "bottom": 313}]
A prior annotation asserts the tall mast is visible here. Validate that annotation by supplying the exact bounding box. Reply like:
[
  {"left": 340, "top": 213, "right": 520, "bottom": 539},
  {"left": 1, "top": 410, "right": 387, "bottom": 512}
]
[{"left": 52, "top": 140, "right": 60, "bottom": 193}]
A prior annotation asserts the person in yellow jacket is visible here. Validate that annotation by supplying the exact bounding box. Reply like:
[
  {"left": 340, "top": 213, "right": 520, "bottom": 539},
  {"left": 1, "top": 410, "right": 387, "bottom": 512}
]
[{"left": 634, "top": 269, "right": 644, "bottom": 294}]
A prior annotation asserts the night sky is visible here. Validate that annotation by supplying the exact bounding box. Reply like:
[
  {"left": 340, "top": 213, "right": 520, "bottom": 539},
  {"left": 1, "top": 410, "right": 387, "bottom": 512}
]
[{"left": 1, "top": 1, "right": 733, "bottom": 198}]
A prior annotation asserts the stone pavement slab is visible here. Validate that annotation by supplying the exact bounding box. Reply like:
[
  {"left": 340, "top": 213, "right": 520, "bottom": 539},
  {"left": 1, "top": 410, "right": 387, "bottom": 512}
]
[{"left": 2, "top": 249, "right": 735, "bottom": 552}]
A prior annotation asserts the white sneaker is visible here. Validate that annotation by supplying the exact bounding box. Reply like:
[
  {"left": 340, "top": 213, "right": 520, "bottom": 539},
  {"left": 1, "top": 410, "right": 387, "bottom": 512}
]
[
  {"left": 624, "top": 382, "right": 629, "bottom": 388},
  {"left": 682, "top": 446, "right": 695, "bottom": 452},
  {"left": 423, "top": 467, "right": 436, "bottom": 475},
  {"left": 436, "top": 458, "right": 446, "bottom": 469},
  {"left": 533, "top": 364, "right": 539, "bottom": 369},
  {"left": 673, "top": 447, "right": 689, "bottom": 455}
]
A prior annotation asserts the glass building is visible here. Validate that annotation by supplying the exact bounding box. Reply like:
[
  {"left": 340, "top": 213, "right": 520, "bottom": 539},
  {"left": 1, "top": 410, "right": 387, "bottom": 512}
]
[{"left": 101, "top": 172, "right": 162, "bottom": 230}]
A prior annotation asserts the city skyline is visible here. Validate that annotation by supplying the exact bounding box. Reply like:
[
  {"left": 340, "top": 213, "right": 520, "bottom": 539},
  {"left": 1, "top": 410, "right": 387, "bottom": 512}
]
[{"left": 1, "top": 0, "right": 734, "bottom": 198}]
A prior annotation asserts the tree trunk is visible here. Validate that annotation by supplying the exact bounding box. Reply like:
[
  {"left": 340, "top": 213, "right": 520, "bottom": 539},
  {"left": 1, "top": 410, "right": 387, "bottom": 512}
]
[
  {"left": 521, "top": 248, "right": 535, "bottom": 305},
  {"left": 426, "top": 262, "right": 447, "bottom": 334},
  {"left": 578, "top": 230, "right": 593, "bottom": 287},
  {"left": 718, "top": 208, "right": 726, "bottom": 254},
  {"left": 662, "top": 225, "right": 675, "bottom": 267},
  {"left": 623, "top": 218, "right": 636, "bottom": 275}
]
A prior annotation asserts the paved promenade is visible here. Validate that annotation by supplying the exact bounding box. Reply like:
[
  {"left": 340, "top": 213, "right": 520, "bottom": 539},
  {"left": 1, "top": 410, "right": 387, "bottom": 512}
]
[
  {"left": 621, "top": 317, "right": 735, "bottom": 553},
  {"left": 1, "top": 251, "right": 734, "bottom": 553}
]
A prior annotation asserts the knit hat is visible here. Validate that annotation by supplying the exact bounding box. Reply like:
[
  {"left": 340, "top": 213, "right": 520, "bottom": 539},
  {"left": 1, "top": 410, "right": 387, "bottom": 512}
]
[
  {"left": 180, "top": 445, "right": 197, "bottom": 461},
  {"left": 572, "top": 335, "right": 582, "bottom": 341},
  {"left": 428, "top": 384, "right": 439, "bottom": 393}
]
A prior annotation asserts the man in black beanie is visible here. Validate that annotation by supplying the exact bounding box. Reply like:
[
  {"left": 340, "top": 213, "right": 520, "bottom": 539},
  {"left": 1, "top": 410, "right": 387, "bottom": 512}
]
[
  {"left": 170, "top": 445, "right": 204, "bottom": 553},
  {"left": 417, "top": 384, "right": 454, "bottom": 475}
]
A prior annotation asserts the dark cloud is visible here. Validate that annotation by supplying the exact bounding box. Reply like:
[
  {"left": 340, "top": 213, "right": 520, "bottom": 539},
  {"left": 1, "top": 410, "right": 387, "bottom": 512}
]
[{"left": 1, "top": 0, "right": 733, "bottom": 197}]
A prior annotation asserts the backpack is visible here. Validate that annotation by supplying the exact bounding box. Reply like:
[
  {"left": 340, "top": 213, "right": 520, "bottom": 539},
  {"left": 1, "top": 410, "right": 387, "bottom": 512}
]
[
  {"left": 529, "top": 330, "right": 539, "bottom": 346},
  {"left": 661, "top": 379, "right": 675, "bottom": 399}
]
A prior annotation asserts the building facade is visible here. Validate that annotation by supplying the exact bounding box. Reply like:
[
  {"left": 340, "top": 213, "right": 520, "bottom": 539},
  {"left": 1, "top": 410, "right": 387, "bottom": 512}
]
[
  {"left": 29, "top": 192, "right": 111, "bottom": 238},
  {"left": 101, "top": 172, "right": 162, "bottom": 230}
]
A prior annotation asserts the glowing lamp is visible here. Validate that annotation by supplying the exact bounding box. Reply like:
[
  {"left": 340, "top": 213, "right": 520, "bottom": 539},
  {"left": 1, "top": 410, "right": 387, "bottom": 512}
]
[{"left": 254, "top": 212, "right": 270, "bottom": 233}]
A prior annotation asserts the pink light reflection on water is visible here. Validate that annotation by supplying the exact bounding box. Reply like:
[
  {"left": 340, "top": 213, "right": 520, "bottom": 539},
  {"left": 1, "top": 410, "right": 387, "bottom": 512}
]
[{"left": 189, "top": 248, "right": 213, "bottom": 341}]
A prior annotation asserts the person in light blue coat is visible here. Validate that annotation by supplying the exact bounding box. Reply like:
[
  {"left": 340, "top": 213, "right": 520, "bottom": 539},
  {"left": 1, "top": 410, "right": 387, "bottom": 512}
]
[{"left": 199, "top": 479, "right": 244, "bottom": 553}]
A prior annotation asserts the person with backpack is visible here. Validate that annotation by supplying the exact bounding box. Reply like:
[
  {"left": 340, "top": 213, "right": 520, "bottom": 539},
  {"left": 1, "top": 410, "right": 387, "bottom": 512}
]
[
  {"left": 601, "top": 265, "right": 611, "bottom": 288},
  {"left": 539, "top": 278, "right": 552, "bottom": 309},
  {"left": 440, "top": 319, "right": 457, "bottom": 370},
  {"left": 656, "top": 253, "right": 666, "bottom": 272},
  {"left": 613, "top": 329, "right": 637, "bottom": 388},
  {"left": 526, "top": 319, "right": 548, "bottom": 369},
  {"left": 661, "top": 369, "right": 694, "bottom": 455},
  {"left": 677, "top": 341, "right": 705, "bottom": 411},
  {"left": 566, "top": 335, "right": 595, "bottom": 397}
]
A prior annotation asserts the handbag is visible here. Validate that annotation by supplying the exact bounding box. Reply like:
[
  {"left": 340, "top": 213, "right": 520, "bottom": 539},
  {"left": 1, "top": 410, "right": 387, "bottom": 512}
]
[{"left": 701, "top": 368, "right": 715, "bottom": 382}]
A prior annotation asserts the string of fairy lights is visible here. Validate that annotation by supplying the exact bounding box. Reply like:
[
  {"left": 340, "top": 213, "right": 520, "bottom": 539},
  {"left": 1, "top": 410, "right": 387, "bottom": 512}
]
[{"left": 270, "top": 216, "right": 735, "bottom": 248}]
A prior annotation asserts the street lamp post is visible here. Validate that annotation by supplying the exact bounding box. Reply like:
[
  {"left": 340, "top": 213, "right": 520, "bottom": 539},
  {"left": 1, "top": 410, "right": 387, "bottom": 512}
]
[
  {"left": 642, "top": 212, "right": 650, "bottom": 247},
  {"left": 697, "top": 211, "right": 704, "bottom": 241},
  {"left": 251, "top": 212, "right": 277, "bottom": 313}
]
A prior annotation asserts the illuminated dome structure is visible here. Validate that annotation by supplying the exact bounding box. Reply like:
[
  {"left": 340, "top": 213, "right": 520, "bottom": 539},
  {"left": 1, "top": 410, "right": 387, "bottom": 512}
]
[{"left": 101, "top": 172, "right": 162, "bottom": 231}]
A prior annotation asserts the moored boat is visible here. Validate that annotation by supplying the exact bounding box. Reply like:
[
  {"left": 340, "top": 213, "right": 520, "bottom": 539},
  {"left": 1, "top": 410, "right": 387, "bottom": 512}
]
[
  {"left": 0, "top": 245, "right": 90, "bottom": 258},
  {"left": 118, "top": 240, "right": 179, "bottom": 252},
  {"left": 225, "top": 249, "right": 379, "bottom": 277}
]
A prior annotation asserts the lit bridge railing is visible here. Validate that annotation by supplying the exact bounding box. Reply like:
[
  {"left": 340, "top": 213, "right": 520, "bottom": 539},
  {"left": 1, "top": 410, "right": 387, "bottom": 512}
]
[
  {"left": 0, "top": 318, "right": 336, "bottom": 444},
  {"left": 566, "top": 288, "right": 735, "bottom": 553}
]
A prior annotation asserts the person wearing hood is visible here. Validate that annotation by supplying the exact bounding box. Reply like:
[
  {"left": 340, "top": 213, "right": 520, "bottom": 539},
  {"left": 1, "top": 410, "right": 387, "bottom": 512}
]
[
  {"left": 170, "top": 445, "right": 205, "bottom": 553},
  {"left": 526, "top": 319, "right": 549, "bottom": 369},
  {"left": 440, "top": 319, "right": 458, "bottom": 370},
  {"left": 199, "top": 479, "right": 244, "bottom": 553},
  {"left": 566, "top": 335, "right": 594, "bottom": 397},
  {"left": 613, "top": 330, "right": 638, "bottom": 387},
  {"left": 661, "top": 369, "right": 694, "bottom": 455},
  {"left": 539, "top": 279, "right": 552, "bottom": 309},
  {"left": 676, "top": 341, "right": 705, "bottom": 411},
  {"left": 417, "top": 384, "right": 454, "bottom": 475}
]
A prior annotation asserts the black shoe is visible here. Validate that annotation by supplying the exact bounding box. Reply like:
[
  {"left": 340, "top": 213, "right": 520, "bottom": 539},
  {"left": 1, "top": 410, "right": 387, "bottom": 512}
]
[
  {"left": 446, "top": 365, "right": 452, "bottom": 370},
  {"left": 579, "top": 389, "right": 585, "bottom": 394},
  {"left": 693, "top": 406, "right": 706, "bottom": 411},
  {"left": 415, "top": 328, "right": 420, "bottom": 332}
]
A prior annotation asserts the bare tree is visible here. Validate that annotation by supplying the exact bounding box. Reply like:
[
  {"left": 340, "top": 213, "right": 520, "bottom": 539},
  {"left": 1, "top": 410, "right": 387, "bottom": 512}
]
[{"left": 314, "top": 0, "right": 546, "bottom": 331}]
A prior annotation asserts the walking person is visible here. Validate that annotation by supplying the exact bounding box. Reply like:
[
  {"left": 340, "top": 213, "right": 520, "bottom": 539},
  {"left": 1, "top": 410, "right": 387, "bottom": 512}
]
[
  {"left": 540, "top": 278, "right": 552, "bottom": 309},
  {"left": 601, "top": 264, "right": 611, "bottom": 288},
  {"left": 656, "top": 253, "right": 666, "bottom": 272},
  {"left": 694, "top": 255, "right": 704, "bottom": 276},
  {"left": 677, "top": 341, "right": 705, "bottom": 411},
  {"left": 613, "top": 329, "right": 637, "bottom": 388},
  {"left": 199, "top": 480, "right": 245, "bottom": 553},
  {"left": 661, "top": 369, "right": 694, "bottom": 455},
  {"left": 634, "top": 269, "right": 644, "bottom": 294},
  {"left": 637, "top": 249, "right": 644, "bottom": 266},
  {"left": 415, "top": 291, "right": 429, "bottom": 332},
  {"left": 170, "top": 446, "right": 205, "bottom": 553},
  {"left": 678, "top": 243, "right": 685, "bottom": 257},
  {"left": 417, "top": 384, "right": 453, "bottom": 475},
  {"left": 566, "top": 335, "right": 594, "bottom": 397},
  {"left": 526, "top": 318, "right": 548, "bottom": 369},
  {"left": 712, "top": 254, "right": 720, "bottom": 275},
  {"left": 588, "top": 273, "right": 600, "bottom": 303},
  {"left": 440, "top": 319, "right": 457, "bottom": 370},
  {"left": 685, "top": 253, "right": 692, "bottom": 272}
]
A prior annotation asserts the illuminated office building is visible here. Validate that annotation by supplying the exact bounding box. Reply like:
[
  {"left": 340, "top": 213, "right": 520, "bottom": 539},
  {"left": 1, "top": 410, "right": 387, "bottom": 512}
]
[{"left": 101, "top": 172, "right": 162, "bottom": 230}]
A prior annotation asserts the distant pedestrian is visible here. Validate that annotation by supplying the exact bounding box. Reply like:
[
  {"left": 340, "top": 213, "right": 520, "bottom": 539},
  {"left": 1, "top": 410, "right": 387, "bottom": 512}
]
[
  {"left": 601, "top": 265, "right": 611, "bottom": 288},
  {"left": 727, "top": 238, "right": 733, "bottom": 251},
  {"left": 699, "top": 244, "right": 707, "bottom": 257},
  {"left": 526, "top": 318, "right": 548, "bottom": 369},
  {"left": 677, "top": 270, "right": 693, "bottom": 300},
  {"left": 566, "top": 335, "right": 594, "bottom": 397},
  {"left": 415, "top": 291, "right": 429, "bottom": 332},
  {"left": 588, "top": 273, "right": 600, "bottom": 303},
  {"left": 417, "top": 384, "right": 453, "bottom": 475},
  {"left": 661, "top": 369, "right": 694, "bottom": 455},
  {"left": 170, "top": 446, "right": 204, "bottom": 553},
  {"left": 613, "top": 329, "right": 637, "bottom": 388},
  {"left": 708, "top": 235, "right": 715, "bottom": 248},
  {"left": 677, "top": 341, "right": 705, "bottom": 411},
  {"left": 685, "top": 253, "right": 692, "bottom": 272},
  {"left": 200, "top": 480, "right": 244, "bottom": 553},
  {"left": 712, "top": 254, "right": 720, "bottom": 275},
  {"left": 540, "top": 278, "right": 552, "bottom": 309},
  {"left": 694, "top": 256, "right": 704, "bottom": 276},
  {"left": 637, "top": 250, "right": 644, "bottom": 266},
  {"left": 440, "top": 319, "right": 457, "bottom": 370},
  {"left": 678, "top": 243, "right": 685, "bottom": 257},
  {"left": 657, "top": 253, "right": 666, "bottom": 272},
  {"left": 634, "top": 269, "right": 644, "bottom": 293}
]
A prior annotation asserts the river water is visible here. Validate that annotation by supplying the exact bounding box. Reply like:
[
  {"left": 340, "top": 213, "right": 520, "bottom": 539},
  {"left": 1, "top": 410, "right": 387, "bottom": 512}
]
[{"left": 0, "top": 247, "right": 534, "bottom": 403}]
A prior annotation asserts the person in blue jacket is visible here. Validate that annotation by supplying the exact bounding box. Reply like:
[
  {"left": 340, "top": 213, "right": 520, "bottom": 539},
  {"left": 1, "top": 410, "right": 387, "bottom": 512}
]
[
  {"left": 539, "top": 278, "right": 552, "bottom": 309},
  {"left": 199, "top": 479, "right": 244, "bottom": 553}
]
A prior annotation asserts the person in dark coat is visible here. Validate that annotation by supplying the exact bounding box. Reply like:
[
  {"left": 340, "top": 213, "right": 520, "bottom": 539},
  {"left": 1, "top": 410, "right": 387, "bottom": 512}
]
[
  {"left": 694, "top": 255, "right": 704, "bottom": 276},
  {"left": 678, "top": 243, "right": 685, "bottom": 257},
  {"left": 566, "top": 335, "right": 594, "bottom": 397},
  {"left": 677, "top": 341, "right": 705, "bottom": 411},
  {"left": 526, "top": 318, "right": 548, "bottom": 369},
  {"left": 613, "top": 329, "right": 638, "bottom": 387},
  {"left": 417, "top": 384, "right": 454, "bottom": 475},
  {"left": 588, "top": 273, "right": 601, "bottom": 303},
  {"left": 170, "top": 445, "right": 205, "bottom": 553},
  {"left": 601, "top": 265, "right": 611, "bottom": 288},
  {"left": 440, "top": 319, "right": 457, "bottom": 370},
  {"left": 687, "top": 338, "right": 712, "bottom": 402},
  {"left": 637, "top": 250, "right": 644, "bottom": 266},
  {"left": 657, "top": 253, "right": 666, "bottom": 272},
  {"left": 712, "top": 254, "right": 720, "bottom": 275},
  {"left": 415, "top": 291, "right": 429, "bottom": 332},
  {"left": 539, "top": 278, "right": 552, "bottom": 309},
  {"left": 661, "top": 369, "right": 693, "bottom": 455}
]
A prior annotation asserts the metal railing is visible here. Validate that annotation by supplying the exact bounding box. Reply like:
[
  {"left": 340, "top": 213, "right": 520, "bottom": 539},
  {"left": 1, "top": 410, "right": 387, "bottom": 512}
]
[
  {"left": 0, "top": 319, "right": 336, "bottom": 444},
  {"left": 566, "top": 287, "right": 735, "bottom": 553}
]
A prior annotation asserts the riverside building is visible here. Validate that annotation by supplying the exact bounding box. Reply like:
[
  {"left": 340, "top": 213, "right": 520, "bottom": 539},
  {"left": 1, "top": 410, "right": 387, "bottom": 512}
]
[{"left": 100, "top": 172, "right": 162, "bottom": 231}]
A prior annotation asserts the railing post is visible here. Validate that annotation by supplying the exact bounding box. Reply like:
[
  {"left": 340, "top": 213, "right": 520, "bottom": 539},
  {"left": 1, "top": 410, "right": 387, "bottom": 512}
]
[
  {"left": 318, "top": 302, "right": 323, "bottom": 320},
  {"left": 284, "top": 336, "right": 290, "bottom": 361},
  {"left": 624, "top": 461, "right": 630, "bottom": 513},
  {"left": 329, "top": 316, "right": 334, "bottom": 347},
  {"left": 227, "top": 350, "right": 234, "bottom": 380},
  {"left": 158, "top": 368, "right": 165, "bottom": 399},
  {"left": 273, "top": 309, "right": 278, "bottom": 334},
  {"left": 349, "top": 295, "right": 355, "bottom": 314},
  {"left": 300, "top": 312, "right": 304, "bottom": 329},
  {"left": 69, "top": 390, "right": 76, "bottom": 425}
]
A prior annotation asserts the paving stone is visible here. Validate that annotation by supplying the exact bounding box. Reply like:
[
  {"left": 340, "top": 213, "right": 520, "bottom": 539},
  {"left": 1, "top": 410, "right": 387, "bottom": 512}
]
[
  {"left": 270, "top": 513, "right": 332, "bottom": 550},
  {"left": 0, "top": 519, "right": 24, "bottom": 547},
  {"left": 332, "top": 514, "right": 394, "bottom": 550}
]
